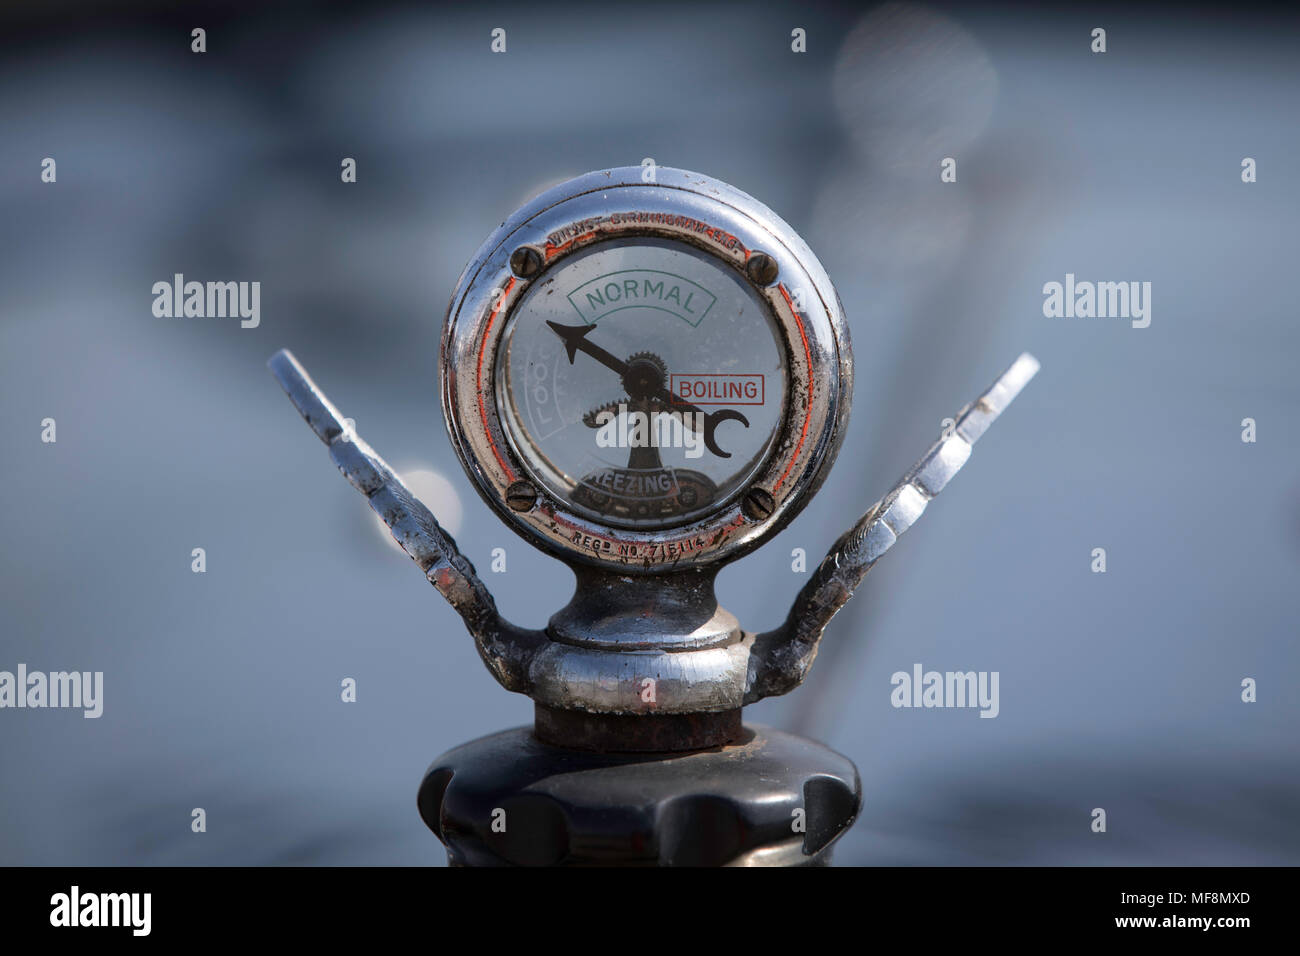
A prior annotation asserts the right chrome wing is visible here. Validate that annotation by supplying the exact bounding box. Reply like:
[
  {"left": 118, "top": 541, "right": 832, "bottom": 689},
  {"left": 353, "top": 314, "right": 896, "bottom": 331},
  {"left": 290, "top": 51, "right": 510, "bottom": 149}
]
[{"left": 746, "top": 352, "right": 1040, "bottom": 703}]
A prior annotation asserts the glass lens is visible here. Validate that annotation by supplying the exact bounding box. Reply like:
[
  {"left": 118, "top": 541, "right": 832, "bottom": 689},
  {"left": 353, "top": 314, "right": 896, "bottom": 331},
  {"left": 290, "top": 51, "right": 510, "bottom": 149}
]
[{"left": 496, "top": 238, "right": 787, "bottom": 529}]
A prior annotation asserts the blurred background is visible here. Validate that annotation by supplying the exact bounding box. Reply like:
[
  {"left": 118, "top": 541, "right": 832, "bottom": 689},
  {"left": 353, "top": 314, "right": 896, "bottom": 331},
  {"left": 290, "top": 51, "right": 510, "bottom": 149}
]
[{"left": 1, "top": 0, "right": 1297, "bottom": 865}]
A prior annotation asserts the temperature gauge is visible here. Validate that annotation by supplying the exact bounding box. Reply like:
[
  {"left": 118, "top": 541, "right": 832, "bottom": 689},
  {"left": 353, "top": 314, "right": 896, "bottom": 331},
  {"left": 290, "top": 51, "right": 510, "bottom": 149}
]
[
  {"left": 496, "top": 237, "right": 787, "bottom": 528},
  {"left": 271, "top": 165, "right": 1036, "bottom": 753},
  {"left": 442, "top": 168, "right": 851, "bottom": 571}
]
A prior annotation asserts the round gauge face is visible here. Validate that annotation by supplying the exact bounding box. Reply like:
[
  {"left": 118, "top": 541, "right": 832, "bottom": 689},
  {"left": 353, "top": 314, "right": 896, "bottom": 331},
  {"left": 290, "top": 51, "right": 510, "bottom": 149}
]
[{"left": 495, "top": 238, "right": 788, "bottom": 529}]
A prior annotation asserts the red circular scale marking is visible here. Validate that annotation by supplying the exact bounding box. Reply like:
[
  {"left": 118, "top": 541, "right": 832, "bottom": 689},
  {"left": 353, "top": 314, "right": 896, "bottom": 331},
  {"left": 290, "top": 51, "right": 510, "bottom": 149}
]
[
  {"left": 773, "top": 282, "right": 813, "bottom": 492},
  {"left": 474, "top": 240, "right": 815, "bottom": 559},
  {"left": 476, "top": 275, "right": 517, "bottom": 482}
]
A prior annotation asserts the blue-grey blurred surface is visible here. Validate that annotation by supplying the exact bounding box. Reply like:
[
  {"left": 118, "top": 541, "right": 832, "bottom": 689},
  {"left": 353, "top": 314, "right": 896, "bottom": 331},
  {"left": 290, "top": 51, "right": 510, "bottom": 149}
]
[{"left": 1, "top": 1, "right": 1297, "bottom": 865}]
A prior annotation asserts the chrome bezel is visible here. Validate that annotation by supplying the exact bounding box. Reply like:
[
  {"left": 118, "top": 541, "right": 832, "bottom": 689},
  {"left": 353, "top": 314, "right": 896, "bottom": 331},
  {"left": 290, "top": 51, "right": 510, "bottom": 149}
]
[{"left": 441, "top": 167, "right": 852, "bottom": 573}]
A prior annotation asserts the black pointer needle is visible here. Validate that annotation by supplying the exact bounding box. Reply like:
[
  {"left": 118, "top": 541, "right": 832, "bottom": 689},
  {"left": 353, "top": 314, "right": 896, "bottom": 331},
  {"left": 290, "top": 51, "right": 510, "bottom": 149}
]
[
  {"left": 546, "top": 321, "right": 629, "bottom": 377},
  {"left": 547, "top": 320, "right": 701, "bottom": 413},
  {"left": 546, "top": 321, "right": 699, "bottom": 410},
  {"left": 545, "top": 320, "right": 750, "bottom": 458}
]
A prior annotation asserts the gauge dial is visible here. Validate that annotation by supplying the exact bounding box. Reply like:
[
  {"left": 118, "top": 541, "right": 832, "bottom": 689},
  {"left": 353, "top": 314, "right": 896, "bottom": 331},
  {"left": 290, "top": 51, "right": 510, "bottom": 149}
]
[{"left": 496, "top": 238, "right": 787, "bottom": 529}]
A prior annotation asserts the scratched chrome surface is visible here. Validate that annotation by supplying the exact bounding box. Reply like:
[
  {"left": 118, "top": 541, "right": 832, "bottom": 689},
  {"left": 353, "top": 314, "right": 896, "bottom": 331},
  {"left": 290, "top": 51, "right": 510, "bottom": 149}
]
[{"left": 271, "top": 329, "right": 1037, "bottom": 714}]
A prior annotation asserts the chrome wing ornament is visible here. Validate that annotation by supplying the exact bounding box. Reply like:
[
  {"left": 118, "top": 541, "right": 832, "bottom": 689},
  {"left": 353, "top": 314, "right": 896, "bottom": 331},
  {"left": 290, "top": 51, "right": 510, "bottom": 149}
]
[
  {"left": 268, "top": 349, "right": 545, "bottom": 693},
  {"left": 746, "top": 352, "right": 1040, "bottom": 701},
  {"left": 270, "top": 347, "right": 1036, "bottom": 708}
]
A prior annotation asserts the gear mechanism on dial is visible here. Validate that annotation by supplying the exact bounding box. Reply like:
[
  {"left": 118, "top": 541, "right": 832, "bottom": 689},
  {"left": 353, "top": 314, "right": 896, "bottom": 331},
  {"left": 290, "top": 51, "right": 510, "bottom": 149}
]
[{"left": 571, "top": 344, "right": 721, "bottom": 521}]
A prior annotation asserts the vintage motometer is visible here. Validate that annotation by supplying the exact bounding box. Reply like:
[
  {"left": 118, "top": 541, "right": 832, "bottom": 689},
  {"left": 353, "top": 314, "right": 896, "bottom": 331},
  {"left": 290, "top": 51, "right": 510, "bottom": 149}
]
[{"left": 269, "top": 167, "right": 1038, "bottom": 865}]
